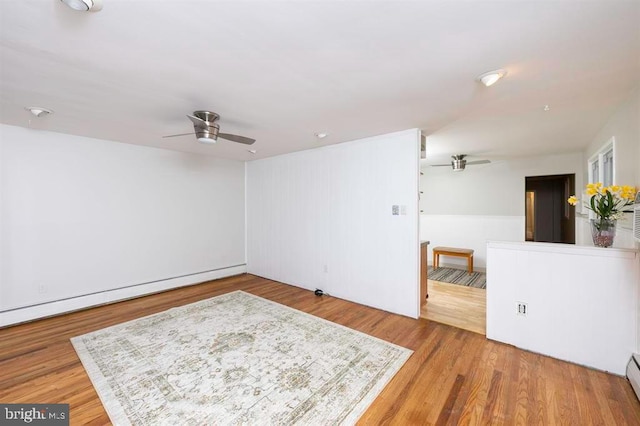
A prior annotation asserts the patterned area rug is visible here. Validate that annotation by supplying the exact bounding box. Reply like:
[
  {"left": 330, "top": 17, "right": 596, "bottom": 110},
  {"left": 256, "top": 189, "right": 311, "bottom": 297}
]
[
  {"left": 428, "top": 267, "right": 487, "bottom": 289},
  {"left": 71, "top": 291, "right": 412, "bottom": 425}
]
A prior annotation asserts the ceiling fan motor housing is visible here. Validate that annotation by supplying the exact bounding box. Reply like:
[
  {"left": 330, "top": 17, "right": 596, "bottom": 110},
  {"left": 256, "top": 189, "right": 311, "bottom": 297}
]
[
  {"left": 193, "top": 111, "right": 220, "bottom": 123},
  {"left": 192, "top": 111, "right": 220, "bottom": 141},
  {"left": 451, "top": 155, "right": 466, "bottom": 171},
  {"left": 195, "top": 124, "right": 220, "bottom": 141},
  {"left": 452, "top": 159, "right": 466, "bottom": 171}
]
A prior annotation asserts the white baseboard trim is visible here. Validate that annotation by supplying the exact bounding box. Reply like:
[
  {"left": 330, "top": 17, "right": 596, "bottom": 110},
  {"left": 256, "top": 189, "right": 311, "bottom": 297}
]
[{"left": 0, "top": 264, "right": 247, "bottom": 327}]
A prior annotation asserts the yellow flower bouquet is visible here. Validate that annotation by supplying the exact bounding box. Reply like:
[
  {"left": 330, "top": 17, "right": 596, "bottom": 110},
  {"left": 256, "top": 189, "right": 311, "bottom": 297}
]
[{"left": 567, "top": 183, "right": 637, "bottom": 247}]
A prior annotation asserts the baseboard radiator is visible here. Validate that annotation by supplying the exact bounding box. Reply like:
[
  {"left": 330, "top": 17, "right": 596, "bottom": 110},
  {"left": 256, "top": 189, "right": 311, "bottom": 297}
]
[{"left": 627, "top": 354, "right": 640, "bottom": 401}]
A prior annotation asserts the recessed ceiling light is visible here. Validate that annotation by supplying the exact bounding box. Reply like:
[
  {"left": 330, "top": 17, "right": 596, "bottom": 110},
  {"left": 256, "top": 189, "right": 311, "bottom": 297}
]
[
  {"left": 477, "top": 69, "right": 507, "bottom": 87},
  {"left": 60, "top": 0, "right": 103, "bottom": 12},
  {"left": 247, "top": 149, "right": 257, "bottom": 154},
  {"left": 315, "top": 132, "right": 328, "bottom": 139},
  {"left": 25, "top": 107, "right": 53, "bottom": 117}
]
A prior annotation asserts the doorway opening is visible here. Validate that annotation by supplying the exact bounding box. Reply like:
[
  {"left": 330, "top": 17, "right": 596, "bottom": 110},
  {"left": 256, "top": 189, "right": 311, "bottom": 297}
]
[
  {"left": 525, "top": 174, "right": 575, "bottom": 244},
  {"left": 420, "top": 280, "right": 486, "bottom": 335}
]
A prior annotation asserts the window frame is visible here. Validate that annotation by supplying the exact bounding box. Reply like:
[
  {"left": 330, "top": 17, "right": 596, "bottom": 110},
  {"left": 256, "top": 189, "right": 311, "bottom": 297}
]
[
  {"left": 588, "top": 137, "right": 615, "bottom": 186},
  {"left": 586, "top": 137, "right": 615, "bottom": 219}
]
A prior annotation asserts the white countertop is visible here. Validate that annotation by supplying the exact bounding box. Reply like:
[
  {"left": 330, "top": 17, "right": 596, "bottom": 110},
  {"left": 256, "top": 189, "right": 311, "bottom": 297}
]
[{"left": 487, "top": 240, "right": 639, "bottom": 258}]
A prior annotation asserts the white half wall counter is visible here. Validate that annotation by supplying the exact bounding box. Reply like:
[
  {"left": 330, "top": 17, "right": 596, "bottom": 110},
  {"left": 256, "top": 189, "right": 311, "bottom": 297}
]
[{"left": 487, "top": 241, "right": 640, "bottom": 375}]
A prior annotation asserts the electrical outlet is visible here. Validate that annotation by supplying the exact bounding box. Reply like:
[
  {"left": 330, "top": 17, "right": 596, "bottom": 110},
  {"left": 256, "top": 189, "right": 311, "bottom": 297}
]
[
  {"left": 400, "top": 205, "right": 407, "bottom": 215},
  {"left": 392, "top": 205, "right": 399, "bottom": 215},
  {"left": 517, "top": 302, "right": 528, "bottom": 316},
  {"left": 323, "top": 265, "right": 328, "bottom": 273},
  {"left": 38, "top": 284, "right": 47, "bottom": 294}
]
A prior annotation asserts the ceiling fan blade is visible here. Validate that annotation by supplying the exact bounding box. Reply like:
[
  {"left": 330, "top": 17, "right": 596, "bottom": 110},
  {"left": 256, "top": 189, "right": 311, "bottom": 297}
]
[
  {"left": 187, "top": 114, "right": 208, "bottom": 129},
  {"left": 163, "top": 132, "right": 195, "bottom": 138},
  {"left": 466, "top": 160, "right": 491, "bottom": 165},
  {"left": 431, "top": 163, "right": 452, "bottom": 167},
  {"left": 218, "top": 133, "right": 256, "bottom": 145}
]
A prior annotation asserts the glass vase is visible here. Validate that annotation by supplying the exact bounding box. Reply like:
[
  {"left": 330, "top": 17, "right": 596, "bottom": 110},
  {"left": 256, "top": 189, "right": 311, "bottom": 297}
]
[{"left": 590, "top": 218, "right": 616, "bottom": 248}]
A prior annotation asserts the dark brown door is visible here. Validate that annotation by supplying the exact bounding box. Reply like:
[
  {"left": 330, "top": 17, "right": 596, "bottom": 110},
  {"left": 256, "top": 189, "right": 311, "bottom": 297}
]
[{"left": 525, "top": 174, "right": 575, "bottom": 244}]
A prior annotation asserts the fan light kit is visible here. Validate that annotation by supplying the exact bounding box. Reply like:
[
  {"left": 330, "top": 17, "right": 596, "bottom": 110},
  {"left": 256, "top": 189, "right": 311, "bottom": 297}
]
[
  {"left": 477, "top": 69, "right": 507, "bottom": 87},
  {"left": 164, "top": 111, "right": 256, "bottom": 146},
  {"left": 432, "top": 154, "right": 491, "bottom": 171},
  {"left": 60, "top": 0, "right": 103, "bottom": 11},
  {"left": 25, "top": 107, "right": 53, "bottom": 118}
]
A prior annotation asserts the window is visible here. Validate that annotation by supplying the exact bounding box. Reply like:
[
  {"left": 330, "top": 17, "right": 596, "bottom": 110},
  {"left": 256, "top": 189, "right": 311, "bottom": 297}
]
[
  {"left": 588, "top": 138, "right": 615, "bottom": 186},
  {"left": 590, "top": 160, "right": 599, "bottom": 185},
  {"left": 602, "top": 149, "right": 613, "bottom": 187}
]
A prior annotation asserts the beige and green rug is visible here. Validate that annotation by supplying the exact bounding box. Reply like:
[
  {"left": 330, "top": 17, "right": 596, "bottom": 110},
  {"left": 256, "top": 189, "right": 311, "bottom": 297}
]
[{"left": 71, "top": 291, "right": 412, "bottom": 425}]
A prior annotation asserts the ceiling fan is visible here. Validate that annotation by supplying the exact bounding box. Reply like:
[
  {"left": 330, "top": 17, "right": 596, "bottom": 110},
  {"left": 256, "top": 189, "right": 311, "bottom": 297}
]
[
  {"left": 163, "top": 111, "right": 255, "bottom": 145},
  {"left": 431, "top": 154, "right": 490, "bottom": 171}
]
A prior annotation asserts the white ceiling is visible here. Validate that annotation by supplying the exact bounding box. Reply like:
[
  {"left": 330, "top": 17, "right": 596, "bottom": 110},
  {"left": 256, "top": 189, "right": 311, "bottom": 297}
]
[{"left": 1, "top": 0, "right": 639, "bottom": 163}]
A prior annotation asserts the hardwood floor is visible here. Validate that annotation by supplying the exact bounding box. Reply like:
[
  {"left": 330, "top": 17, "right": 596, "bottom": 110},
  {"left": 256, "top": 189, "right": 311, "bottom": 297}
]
[
  {"left": 1, "top": 274, "right": 639, "bottom": 425},
  {"left": 421, "top": 279, "right": 487, "bottom": 335}
]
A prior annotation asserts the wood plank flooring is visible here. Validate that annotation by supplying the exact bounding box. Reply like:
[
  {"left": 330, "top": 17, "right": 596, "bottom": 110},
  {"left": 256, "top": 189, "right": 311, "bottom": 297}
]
[
  {"left": 421, "top": 279, "right": 487, "bottom": 335},
  {"left": 1, "top": 273, "right": 639, "bottom": 425}
]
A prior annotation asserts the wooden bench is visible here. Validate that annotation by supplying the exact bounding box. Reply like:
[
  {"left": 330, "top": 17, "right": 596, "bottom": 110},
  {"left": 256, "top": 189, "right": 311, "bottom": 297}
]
[{"left": 432, "top": 246, "right": 474, "bottom": 273}]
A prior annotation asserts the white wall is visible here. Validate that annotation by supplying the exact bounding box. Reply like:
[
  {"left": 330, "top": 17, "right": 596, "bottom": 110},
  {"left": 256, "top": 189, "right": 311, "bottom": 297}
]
[
  {"left": 487, "top": 241, "right": 639, "bottom": 375},
  {"left": 420, "top": 216, "right": 523, "bottom": 271},
  {"left": 420, "top": 152, "right": 584, "bottom": 268},
  {"left": 585, "top": 87, "right": 640, "bottom": 356},
  {"left": 0, "top": 124, "right": 246, "bottom": 325},
  {"left": 582, "top": 87, "right": 640, "bottom": 249},
  {"left": 585, "top": 87, "right": 639, "bottom": 189},
  {"left": 247, "top": 129, "right": 420, "bottom": 318}
]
